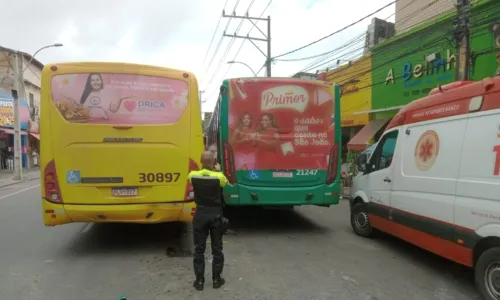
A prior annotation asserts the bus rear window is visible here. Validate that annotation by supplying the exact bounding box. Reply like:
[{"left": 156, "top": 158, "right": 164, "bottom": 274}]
[{"left": 50, "top": 73, "right": 188, "bottom": 125}]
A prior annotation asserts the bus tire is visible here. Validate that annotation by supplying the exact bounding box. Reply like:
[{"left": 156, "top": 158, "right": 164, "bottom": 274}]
[
  {"left": 475, "top": 247, "right": 500, "bottom": 300},
  {"left": 350, "top": 202, "right": 374, "bottom": 238}
]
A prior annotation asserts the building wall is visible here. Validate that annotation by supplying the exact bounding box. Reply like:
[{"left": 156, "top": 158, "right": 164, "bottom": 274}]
[
  {"left": 22, "top": 56, "right": 42, "bottom": 121},
  {"left": 395, "top": 0, "right": 455, "bottom": 34},
  {"left": 469, "top": 0, "right": 500, "bottom": 79},
  {"left": 372, "top": 0, "right": 499, "bottom": 121},
  {"left": 371, "top": 16, "right": 456, "bottom": 119},
  {"left": 324, "top": 55, "right": 372, "bottom": 127},
  {"left": 0, "top": 50, "right": 42, "bottom": 122},
  {"left": 0, "top": 51, "right": 15, "bottom": 95}
]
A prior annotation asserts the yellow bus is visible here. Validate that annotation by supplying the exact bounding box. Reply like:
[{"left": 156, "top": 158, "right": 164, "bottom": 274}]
[{"left": 40, "top": 62, "right": 203, "bottom": 226}]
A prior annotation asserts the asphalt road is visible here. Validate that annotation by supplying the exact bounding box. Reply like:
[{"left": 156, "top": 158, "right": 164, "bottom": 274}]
[{"left": 0, "top": 179, "right": 482, "bottom": 300}]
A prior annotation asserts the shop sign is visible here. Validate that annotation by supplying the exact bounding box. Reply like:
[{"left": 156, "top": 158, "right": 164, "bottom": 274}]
[
  {"left": 340, "top": 79, "right": 360, "bottom": 96},
  {"left": 385, "top": 49, "right": 456, "bottom": 97},
  {"left": 323, "top": 55, "right": 371, "bottom": 127},
  {"left": 0, "top": 99, "right": 14, "bottom": 127},
  {"left": 0, "top": 92, "right": 30, "bottom": 130},
  {"left": 28, "top": 120, "right": 39, "bottom": 134}
]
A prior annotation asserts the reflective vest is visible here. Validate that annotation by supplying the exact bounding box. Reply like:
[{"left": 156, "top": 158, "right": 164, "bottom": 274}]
[{"left": 187, "top": 169, "right": 228, "bottom": 207}]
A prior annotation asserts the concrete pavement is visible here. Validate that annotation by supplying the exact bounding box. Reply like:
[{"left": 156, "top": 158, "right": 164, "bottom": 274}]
[
  {"left": 0, "top": 168, "right": 40, "bottom": 188},
  {"left": 0, "top": 179, "right": 482, "bottom": 300}
]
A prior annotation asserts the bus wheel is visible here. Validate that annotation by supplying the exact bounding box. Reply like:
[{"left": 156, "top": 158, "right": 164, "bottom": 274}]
[
  {"left": 476, "top": 247, "right": 500, "bottom": 300},
  {"left": 350, "top": 202, "right": 373, "bottom": 238}
]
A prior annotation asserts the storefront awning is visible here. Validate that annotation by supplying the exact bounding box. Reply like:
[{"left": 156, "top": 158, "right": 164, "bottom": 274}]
[
  {"left": 29, "top": 133, "right": 40, "bottom": 140},
  {"left": 0, "top": 128, "right": 27, "bottom": 135},
  {"left": 347, "top": 119, "right": 389, "bottom": 151}
]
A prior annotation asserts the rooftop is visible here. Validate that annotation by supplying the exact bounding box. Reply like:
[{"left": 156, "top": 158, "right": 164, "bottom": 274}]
[{"left": 0, "top": 45, "right": 44, "bottom": 70}]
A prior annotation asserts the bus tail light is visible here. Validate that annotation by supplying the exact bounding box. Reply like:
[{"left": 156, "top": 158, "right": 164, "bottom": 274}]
[
  {"left": 325, "top": 143, "right": 339, "bottom": 184},
  {"left": 184, "top": 158, "right": 199, "bottom": 201},
  {"left": 222, "top": 141, "right": 237, "bottom": 184},
  {"left": 44, "top": 159, "right": 63, "bottom": 203}
]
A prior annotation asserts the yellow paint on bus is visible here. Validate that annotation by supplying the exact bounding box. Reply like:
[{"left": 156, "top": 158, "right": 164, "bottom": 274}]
[{"left": 40, "top": 62, "right": 203, "bottom": 226}]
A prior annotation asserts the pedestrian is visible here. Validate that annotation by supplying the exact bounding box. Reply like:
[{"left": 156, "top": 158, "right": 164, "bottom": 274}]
[{"left": 187, "top": 151, "right": 229, "bottom": 291}]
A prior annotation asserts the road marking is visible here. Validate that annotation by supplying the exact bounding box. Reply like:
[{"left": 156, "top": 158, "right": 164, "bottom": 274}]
[
  {"left": 0, "top": 184, "right": 40, "bottom": 200},
  {"left": 81, "top": 223, "right": 93, "bottom": 233}
]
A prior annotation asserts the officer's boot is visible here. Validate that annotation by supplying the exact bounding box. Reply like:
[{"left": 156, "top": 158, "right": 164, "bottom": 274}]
[
  {"left": 193, "top": 276, "right": 204, "bottom": 291},
  {"left": 212, "top": 275, "right": 225, "bottom": 289},
  {"left": 193, "top": 260, "right": 205, "bottom": 291},
  {"left": 212, "top": 260, "right": 225, "bottom": 289}
]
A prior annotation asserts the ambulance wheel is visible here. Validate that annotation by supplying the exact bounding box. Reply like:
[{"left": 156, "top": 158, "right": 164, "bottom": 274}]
[
  {"left": 475, "top": 247, "right": 500, "bottom": 300},
  {"left": 350, "top": 202, "right": 374, "bottom": 238}
]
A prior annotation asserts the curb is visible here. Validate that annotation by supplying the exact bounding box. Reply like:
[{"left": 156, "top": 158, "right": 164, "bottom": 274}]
[{"left": 0, "top": 176, "right": 40, "bottom": 188}]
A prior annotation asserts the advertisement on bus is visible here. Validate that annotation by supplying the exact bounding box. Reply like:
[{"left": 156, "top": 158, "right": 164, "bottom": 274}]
[
  {"left": 50, "top": 73, "right": 189, "bottom": 125},
  {"left": 228, "top": 78, "right": 335, "bottom": 171}
]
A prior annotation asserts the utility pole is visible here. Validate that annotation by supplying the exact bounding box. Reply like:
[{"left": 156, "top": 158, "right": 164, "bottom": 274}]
[
  {"left": 455, "top": 0, "right": 471, "bottom": 81},
  {"left": 9, "top": 43, "right": 62, "bottom": 181},
  {"left": 222, "top": 11, "right": 272, "bottom": 77},
  {"left": 11, "top": 52, "right": 23, "bottom": 180}
]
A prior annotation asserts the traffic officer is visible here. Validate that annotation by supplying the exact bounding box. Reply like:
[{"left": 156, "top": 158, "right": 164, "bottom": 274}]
[{"left": 187, "top": 151, "right": 229, "bottom": 291}]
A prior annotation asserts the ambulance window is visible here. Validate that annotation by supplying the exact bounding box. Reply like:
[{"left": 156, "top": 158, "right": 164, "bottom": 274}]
[{"left": 372, "top": 130, "right": 399, "bottom": 171}]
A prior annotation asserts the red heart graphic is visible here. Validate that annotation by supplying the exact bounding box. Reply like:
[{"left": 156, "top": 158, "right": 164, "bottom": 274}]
[{"left": 123, "top": 100, "right": 136, "bottom": 112}]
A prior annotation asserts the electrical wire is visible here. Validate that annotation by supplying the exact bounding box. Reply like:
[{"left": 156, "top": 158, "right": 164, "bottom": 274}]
[
  {"left": 203, "top": 0, "right": 231, "bottom": 65},
  {"left": 298, "top": 33, "right": 367, "bottom": 72},
  {"left": 300, "top": 0, "right": 443, "bottom": 74},
  {"left": 276, "top": 0, "right": 426, "bottom": 65},
  {"left": 276, "top": 34, "right": 366, "bottom": 62},
  {"left": 334, "top": 26, "right": 494, "bottom": 95},
  {"left": 255, "top": 63, "right": 266, "bottom": 76},
  {"left": 272, "top": 0, "right": 396, "bottom": 59},
  {"left": 203, "top": 0, "right": 273, "bottom": 101},
  {"left": 201, "top": 0, "right": 242, "bottom": 83},
  {"left": 203, "top": 0, "right": 257, "bottom": 89},
  {"left": 317, "top": 3, "right": 459, "bottom": 82},
  {"left": 222, "top": 0, "right": 273, "bottom": 78},
  {"left": 331, "top": 8, "right": 497, "bottom": 84}
]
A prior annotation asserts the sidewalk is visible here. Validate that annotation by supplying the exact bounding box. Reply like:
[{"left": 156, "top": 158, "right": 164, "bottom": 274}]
[{"left": 0, "top": 168, "right": 41, "bottom": 188}]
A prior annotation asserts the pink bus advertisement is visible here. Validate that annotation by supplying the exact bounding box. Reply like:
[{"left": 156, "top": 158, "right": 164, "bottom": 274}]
[{"left": 227, "top": 78, "right": 335, "bottom": 171}]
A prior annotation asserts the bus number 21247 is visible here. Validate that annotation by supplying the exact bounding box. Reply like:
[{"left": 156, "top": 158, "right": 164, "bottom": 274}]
[{"left": 296, "top": 169, "right": 318, "bottom": 176}]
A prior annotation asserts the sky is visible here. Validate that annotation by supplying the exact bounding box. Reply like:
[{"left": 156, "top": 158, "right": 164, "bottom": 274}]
[{"left": 0, "top": 0, "right": 395, "bottom": 113}]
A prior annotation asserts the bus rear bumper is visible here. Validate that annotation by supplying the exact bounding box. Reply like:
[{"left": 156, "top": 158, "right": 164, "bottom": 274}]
[
  {"left": 228, "top": 183, "right": 341, "bottom": 206},
  {"left": 41, "top": 199, "right": 195, "bottom": 226}
]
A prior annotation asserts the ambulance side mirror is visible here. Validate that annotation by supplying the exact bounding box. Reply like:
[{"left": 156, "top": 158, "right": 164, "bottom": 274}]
[{"left": 357, "top": 154, "right": 367, "bottom": 173}]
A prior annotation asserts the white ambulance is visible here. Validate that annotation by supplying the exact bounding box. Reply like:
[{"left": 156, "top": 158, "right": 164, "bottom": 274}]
[{"left": 350, "top": 78, "right": 500, "bottom": 300}]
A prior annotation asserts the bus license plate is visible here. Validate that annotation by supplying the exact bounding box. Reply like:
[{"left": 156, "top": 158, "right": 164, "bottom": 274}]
[{"left": 112, "top": 187, "right": 138, "bottom": 197}]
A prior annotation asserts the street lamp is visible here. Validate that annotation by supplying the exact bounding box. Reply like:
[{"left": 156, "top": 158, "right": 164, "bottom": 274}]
[
  {"left": 227, "top": 61, "right": 258, "bottom": 77},
  {"left": 12, "top": 43, "right": 63, "bottom": 180},
  {"left": 22, "top": 43, "right": 63, "bottom": 74}
]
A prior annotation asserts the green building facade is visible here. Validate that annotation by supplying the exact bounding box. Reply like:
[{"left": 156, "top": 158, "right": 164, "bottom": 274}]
[{"left": 370, "top": 0, "right": 500, "bottom": 121}]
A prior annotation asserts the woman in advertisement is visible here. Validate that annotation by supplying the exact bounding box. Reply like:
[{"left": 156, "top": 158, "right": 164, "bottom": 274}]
[
  {"left": 78, "top": 73, "right": 132, "bottom": 120},
  {"left": 253, "top": 112, "right": 281, "bottom": 169},
  {"left": 231, "top": 112, "right": 257, "bottom": 170}
]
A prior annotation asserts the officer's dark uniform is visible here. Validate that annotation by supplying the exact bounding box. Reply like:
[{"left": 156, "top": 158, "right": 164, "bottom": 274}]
[{"left": 187, "top": 168, "right": 228, "bottom": 290}]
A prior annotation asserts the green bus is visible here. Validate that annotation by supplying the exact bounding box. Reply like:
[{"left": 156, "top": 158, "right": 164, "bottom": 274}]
[{"left": 206, "top": 77, "right": 342, "bottom": 207}]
